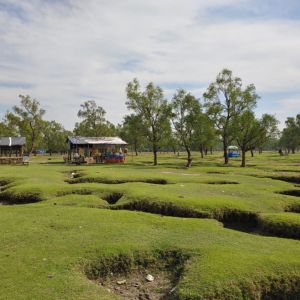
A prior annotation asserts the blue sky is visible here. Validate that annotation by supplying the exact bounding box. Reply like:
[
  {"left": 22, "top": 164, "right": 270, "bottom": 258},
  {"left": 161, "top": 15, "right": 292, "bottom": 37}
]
[{"left": 0, "top": 0, "right": 300, "bottom": 129}]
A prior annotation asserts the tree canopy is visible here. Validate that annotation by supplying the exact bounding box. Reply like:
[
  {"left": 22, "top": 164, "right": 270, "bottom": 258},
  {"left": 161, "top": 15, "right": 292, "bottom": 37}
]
[
  {"left": 74, "top": 100, "right": 116, "bottom": 137},
  {"left": 126, "top": 78, "right": 171, "bottom": 165},
  {"left": 204, "top": 69, "right": 259, "bottom": 164},
  {"left": 5, "top": 95, "right": 45, "bottom": 153}
]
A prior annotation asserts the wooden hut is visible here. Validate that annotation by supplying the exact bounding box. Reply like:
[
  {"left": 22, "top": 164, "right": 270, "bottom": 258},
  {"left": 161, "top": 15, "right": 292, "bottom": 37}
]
[
  {"left": 67, "top": 136, "right": 128, "bottom": 164},
  {"left": 0, "top": 137, "right": 26, "bottom": 164}
]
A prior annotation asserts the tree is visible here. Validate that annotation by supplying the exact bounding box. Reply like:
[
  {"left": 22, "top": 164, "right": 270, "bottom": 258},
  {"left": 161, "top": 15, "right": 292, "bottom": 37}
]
[
  {"left": 193, "top": 112, "right": 217, "bottom": 158},
  {"left": 74, "top": 100, "right": 116, "bottom": 136},
  {"left": 234, "top": 112, "right": 278, "bottom": 167},
  {"left": 42, "top": 121, "right": 71, "bottom": 155},
  {"left": 203, "top": 69, "right": 258, "bottom": 164},
  {"left": 5, "top": 95, "right": 45, "bottom": 154},
  {"left": 279, "top": 115, "right": 300, "bottom": 153},
  {"left": 126, "top": 78, "right": 171, "bottom": 165},
  {"left": 234, "top": 111, "right": 260, "bottom": 167},
  {"left": 253, "top": 114, "right": 279, "bottom": 154},
  {"left": 171, "top": 89, "right": 201, "bottom": 167},
  {"left": 0, "top": 121, "right": 16, "bottom": 136},
  {"left": 119, "top": 114, "right": 147, "bottom": 156}
]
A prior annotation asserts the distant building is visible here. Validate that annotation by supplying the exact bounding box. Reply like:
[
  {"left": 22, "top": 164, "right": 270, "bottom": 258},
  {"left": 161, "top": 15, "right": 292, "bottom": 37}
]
[
  {"left": 67, "top": 136, "right": 128, "bottom": 164},
  {"left": 0, "top": 137, "right": 26, "bottom": 164}
]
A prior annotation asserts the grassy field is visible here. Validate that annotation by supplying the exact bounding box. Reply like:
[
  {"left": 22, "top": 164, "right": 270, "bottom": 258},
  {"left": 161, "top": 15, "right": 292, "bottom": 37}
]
[{"left": 0, "top": 151, "right": 300, "bottom": 299}]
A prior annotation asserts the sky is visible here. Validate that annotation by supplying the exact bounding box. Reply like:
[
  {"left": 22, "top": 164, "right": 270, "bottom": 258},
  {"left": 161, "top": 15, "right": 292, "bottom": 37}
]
[{"left": 0, "top": 0, "right": 300, "bottom": 130}]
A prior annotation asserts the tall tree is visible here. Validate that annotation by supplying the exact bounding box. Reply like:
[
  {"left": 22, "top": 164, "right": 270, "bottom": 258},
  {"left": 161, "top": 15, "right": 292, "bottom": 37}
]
[
  {"left": 279, "top": 115, "right": 300, "bottom": 153},
  {"left": 193, "top": 113, "right": 217, "bottom": 158},
  {"left": 234, "top": 111, "right": 260, "bottom": 167},
  {"left": 120, "top": 114, "right": 147, "bottom": 156},
  {"left": 0, "top": 121, "right": 16, "bottom": 136},
  {"left": 234, "top": 112, "right": 278, "bottom": 167},
  {"left": 5, "top": 95, "right": 45, "bottom": 154},
  {"left": 126, "top": 78, "right": 171, "bottom": 165},
  {"left": 203, "top": 69, "right": 258, "bottom": 164},
  {"left": 253, "top": 114, "right": 279, "bottom": 154},
  {"left": 74, "top": 100, "right": 116, "bottom": 136},
  {"left": 42, "top": 121, "right": 71, "bottom": 155},
  {"left": 171, "top": 89, "right": 201, "bottom": 167}
]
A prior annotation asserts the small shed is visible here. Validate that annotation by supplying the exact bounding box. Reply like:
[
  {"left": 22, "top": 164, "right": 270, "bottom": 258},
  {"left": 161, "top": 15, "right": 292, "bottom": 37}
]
[
  {"left": 67, "top": 136, "right": 128, "bottom": 164},
  {"left": 0, "top": 137, "right": 26, "bottom": 164}
]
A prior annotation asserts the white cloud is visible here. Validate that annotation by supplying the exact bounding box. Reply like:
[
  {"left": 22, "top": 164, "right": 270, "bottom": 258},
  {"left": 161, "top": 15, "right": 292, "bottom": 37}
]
[{"left": 0, "top": 0, "right": 299, "bottom": 129}]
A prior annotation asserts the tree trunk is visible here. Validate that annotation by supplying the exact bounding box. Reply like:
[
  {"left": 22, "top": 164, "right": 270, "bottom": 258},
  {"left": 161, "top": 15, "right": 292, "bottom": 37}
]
[
  {"left": 134, "top": 142, "right": 138, "bottom": 156},
  {"left": 153, "top": 150, "right": 158, "bottom": 165},
  {"left": 223, "top": 141, "right": 229, "bottom": 164},
  {"left": 205, "top": 148, "right": 208, "bottom": 155},
  {"left": 241, "top": 149, "right": 246, "bottom": 167},
  {"left": 186, "top": 147, "right": 192, "bottom": 167},
  {"left": 292, "top": 148, "right": 295, "bottom": 154},
  {"left": 210, "top": 147, "right": 213, "bottom": 155},
  {"left": 152, "top": 127, "right": 158, "bottom": 165},
  {"left": 200, "top": 147, "right": 204, "bottom": 159},
  {"left": 259, "top": 147, "right": 262, "bottom": 154},
  {"left": 250, "top": 148, "right": 254, "bottom": 157},
  {"left": 153, "top": 142, "right": 158, "bottom": 165},
  {"left": 172, "top": 146, "right": 176, "bottom": 155}
]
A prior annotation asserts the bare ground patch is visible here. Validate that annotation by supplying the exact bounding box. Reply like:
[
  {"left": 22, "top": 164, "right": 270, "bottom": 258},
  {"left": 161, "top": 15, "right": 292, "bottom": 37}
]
[{"left": 85, "top": 250, "right": 189, "bottom": 300}]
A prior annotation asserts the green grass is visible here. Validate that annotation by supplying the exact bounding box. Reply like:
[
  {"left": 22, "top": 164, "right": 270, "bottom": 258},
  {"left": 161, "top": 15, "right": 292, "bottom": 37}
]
[{"left": 0, "top": 151, "right": 300, "bottom": 299}]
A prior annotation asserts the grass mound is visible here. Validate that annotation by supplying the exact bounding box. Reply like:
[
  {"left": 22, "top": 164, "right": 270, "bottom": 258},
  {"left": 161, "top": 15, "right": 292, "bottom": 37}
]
[
  {"left": 56, "top": 188, "right": 94, "bottom": 197},
  {"left": 214, "top": 209, "right": 259, "bottom": 229},
  {"left": 179, "top": 273, "right": 300, "bottom": 300},
  {"left": 66, "top": 177, "right": 168, "bottom": 185},
  {"left": 258, "top": 213, "right": 300, "bottom": 240},
  {"left": 47, "top": 194, "right": 108, "bottom": 208},
  {"left": 113, "top": 199, "right": 210, "bottom": 218},
  {"left": 85, "top": 249, "right": 190, "bottom": 299}
]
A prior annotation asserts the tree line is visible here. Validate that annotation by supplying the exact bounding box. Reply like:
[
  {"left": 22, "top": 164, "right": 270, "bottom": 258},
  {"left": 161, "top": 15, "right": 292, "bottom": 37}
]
[{"left": 0, "top": 69, "right": 299, "bottom": 167}]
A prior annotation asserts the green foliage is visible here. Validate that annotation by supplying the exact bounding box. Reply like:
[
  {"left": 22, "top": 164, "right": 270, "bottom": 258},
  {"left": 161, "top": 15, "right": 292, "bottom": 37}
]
[
  {"left": 280, "top": 114, "right": 300, "bottom": 153},
  {"left": 0, "top": 121, "right": 16, "bottom": 136},
  {"left": 204, "top": 69, "right": 259, "bottom": 164},
  {"left": 5, "top": 95, "right": 45, "bottom": 153},
  {"left": 41, "top": 120, "right": 70, "bottom": 153},
  {"left": 126, "top": 78, "right": 171, "bottom": 165},
  {"left": 119, "top": 114, "right": 147, "bottom": 155},
  {"left": 74, "top": 100, "right": 116, "bottom": 137},
  {"left": 171, "top": 89, "right": 201, "bottom": 167}
]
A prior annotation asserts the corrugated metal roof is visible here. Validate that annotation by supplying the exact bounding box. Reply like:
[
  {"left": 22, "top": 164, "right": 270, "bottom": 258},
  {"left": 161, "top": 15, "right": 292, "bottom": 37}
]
[
  {"left": 0, "top": 137, "right": 26, "bottom": 146},
  {"left": 68, "top": 136, "right": 127, "bottom": 145}
]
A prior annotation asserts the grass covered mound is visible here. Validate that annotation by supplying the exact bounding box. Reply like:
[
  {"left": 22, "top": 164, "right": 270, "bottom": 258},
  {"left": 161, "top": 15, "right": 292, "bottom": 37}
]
[
  {"left": 0, "top": 152, "right": 300, "bottom": 299},
  {"left": 258, "top": 213, "right": 300, "bottom": 239},
  {"left": 1, "top": 205, "right": 300, "bottom": 299}
]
